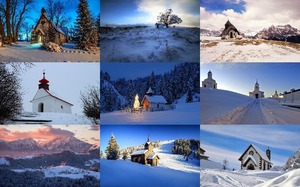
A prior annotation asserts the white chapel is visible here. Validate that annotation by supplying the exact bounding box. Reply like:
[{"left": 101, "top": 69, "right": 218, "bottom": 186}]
[
  {"left": 31, "top": 71, "right": 73, "bottom": 113},
  {"left": 249, "top": 80, "right": 264, "bottom": 98},
  {"left": 202, "top": 71, "right": 217, "bottom": 89}
]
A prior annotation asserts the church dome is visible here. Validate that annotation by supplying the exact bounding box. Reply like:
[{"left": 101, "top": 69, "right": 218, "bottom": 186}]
[{"left": 39, "top": 71, "right": 49, "bottom": 84}]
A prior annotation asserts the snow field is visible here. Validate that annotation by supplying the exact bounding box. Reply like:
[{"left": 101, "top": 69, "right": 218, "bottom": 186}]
[
  {"left": 101, "top": 159, "right": 199, "bottom": 187},
  {"left": 200, "top": 36, "right": 300, "bottom": 62},
  {"left": 101, "top": 102, "right": 200, "bottom": 124},
  {"left": 13, "top": 112, "right": 93, "bottom": 125},
  {"left": 101, "top": 27, "right": 199, "bottom": 62},
  {"left": 12, "top": 166, "right": 100, "bottom": 180},
  {"left": 154, "top": 140, "right": 200, "bottom": 173}
]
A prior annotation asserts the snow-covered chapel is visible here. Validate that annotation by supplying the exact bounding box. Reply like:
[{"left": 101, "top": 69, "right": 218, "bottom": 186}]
[
  {"left": 31, "top": 71, "right": 73, "bottom": 113},
  {"left": 221, "top": 20, "right": 241, "bottom": 39},
  {"left": 238, "top": 144, "right": 272, "bottom": 170},
  {"left": 249, "top": 80, "right": 265, "bottom": 98},
  {"left": 202, "top": 71, "right": 217, "bottom": 89},
  {"left": 141, "top": 87, "right": 167, "bottom": 111}
]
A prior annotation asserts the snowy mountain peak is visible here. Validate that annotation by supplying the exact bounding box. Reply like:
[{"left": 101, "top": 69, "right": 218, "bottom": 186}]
[
  {"left": 256, "top": 24, "right": 299, "bottom": 40},
  {"left": 283, "top": 148, "right": 300, "bottom": 171}
]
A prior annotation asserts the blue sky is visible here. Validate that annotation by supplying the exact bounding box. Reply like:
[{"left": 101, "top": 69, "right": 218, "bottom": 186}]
[
  {"left": 200, "top": 63, "right": 300, "bottom": 97},
  {"left": 201, "top": 125, "right": 300, "bottom": 169},
  {"left": 200, "top": 0, "right": 245, "bottom": 13},
  {"left": 101, "top": 62, "right": 182, "bottom": 81},
  {"left": 20, "top": 0, "right": 99, "bottom": 35},
  {"left": 200, "top": 0, "right": 300, "bottom": 31},
  {"left": 101, "top": 0, "right": 199, "bottom": 27},
  {"left": 100, "top": 125, "right": 200, "bottom": 150}
]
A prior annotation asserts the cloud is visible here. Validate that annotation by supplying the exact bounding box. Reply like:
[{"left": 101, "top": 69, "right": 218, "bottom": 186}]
[
  {"left": 0, "top": 126, "right": 74, "bottom": 142},
  {"left": 201, "top": 0, "right": 300, "bottom": 31},
  {"left": 137, "top": 0, "right": 199, "bottom": 27},
  {"left": 201, "top": 125, "right": 300, "bottom": 151}
]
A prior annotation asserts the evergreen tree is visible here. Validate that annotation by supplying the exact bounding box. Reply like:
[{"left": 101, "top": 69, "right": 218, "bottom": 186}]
[
  {"left": 74, "top": 0, "right": 98, "bottom": 50},
  {"left": 186, "top": 88, "right": 193, "bottom": 103},
  {"left": 105, "top": 133, "right": 120, "bottom": 160}
]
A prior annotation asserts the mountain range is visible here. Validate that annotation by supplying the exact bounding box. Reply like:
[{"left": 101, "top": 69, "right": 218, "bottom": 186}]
[
  {"left": 201, "top": 24, "right": 300, "bottom": 43},
  {"left": 0, "top": 136, "right": 92, "bottom": 153},
  {"left": 283, "top": 148, "right": 300, "bottom": 171}
]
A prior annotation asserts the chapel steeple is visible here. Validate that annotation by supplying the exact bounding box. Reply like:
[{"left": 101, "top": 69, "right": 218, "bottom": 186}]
[{"left": 38, "top": 70, "right": 49, "bottom": 90}]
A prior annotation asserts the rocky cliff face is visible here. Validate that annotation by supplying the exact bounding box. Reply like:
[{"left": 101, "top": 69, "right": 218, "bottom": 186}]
[{"left": 283, "top": 148, "right": 300, "bottom": 171}]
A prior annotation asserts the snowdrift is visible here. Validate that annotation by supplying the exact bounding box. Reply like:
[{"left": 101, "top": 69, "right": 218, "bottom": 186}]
[
  {"left": 101, "top": 159, "right": 199, "bottom": 187},
  {"left": 200, "top": 88, "right": 253, "bottom": 124},
  {"left": 255, "top": 168, "right": 300, "bottom": 187},
  {"left": 101, "top": 102, "right": 200, "bottom": 124}
]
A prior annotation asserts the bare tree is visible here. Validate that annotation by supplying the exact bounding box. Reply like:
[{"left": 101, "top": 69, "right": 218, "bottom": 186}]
[
  {"left": 0, "top": 64, "right": 22, "bottom": 124},
  {"left": 80, "top": 85, "right": 100, "bottom": 124},
  {"left": 157, "top": 9, "right": 182, "bottom": 28},
  {"left": 223, "top": 158, "right": 229, "bottom": 170},
  {"left": 46, "top": 0, "right": 71, "bottom": 28}
]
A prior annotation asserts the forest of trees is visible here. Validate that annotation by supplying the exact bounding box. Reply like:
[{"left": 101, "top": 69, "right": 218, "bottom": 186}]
[
  {"left": 172, "top": 139, "right": 201, "bottom": 160},
  {"left": 100, "top": 63, "right": 200, "bottom": 113}
]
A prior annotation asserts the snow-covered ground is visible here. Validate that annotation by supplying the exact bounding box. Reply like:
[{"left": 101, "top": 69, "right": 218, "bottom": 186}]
[
  {"left": 0, "top": 42, "right": 99, "bottom": 62},
  {"left": 9, "top": 112, "right": 93, "bottom": 125},
  {"left": 0, "top": 157, "right": 10, "bottom": 165},
  {"left": 201, "top": 160, "right": 300, "bottom": 187},
  {"left": 201, "top": 88, "right": 300, "bottom": 124},
  {"left": 201, "top": 168, "right": 282, "bottom": 187},
  {"left": 13, "top": 165, "right": 100, "bottom": 180},
  {"left": 256, "top": 169, "right": 300, "bottom": 187},
  {"left": 154, "top": 140, "right": 200, "bottom": 173},
  {"left": 101, "top": 26, "right": 199, "bottom": 62},
  {"left": 101, "top": 102, "right": 200, "bottom": 124},
  {"left": 200, "top": 36, "right": 300, "bottom": 62}
]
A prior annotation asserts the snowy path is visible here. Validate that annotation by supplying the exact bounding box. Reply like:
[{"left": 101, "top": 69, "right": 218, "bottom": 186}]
[
  {"left": 201, "top": 169, "right": 282, "bottom": 187},
  {"left": 238, "top": 99, "right": 268, "bottom": 124},
  {"left": 0, "top": 42, "right": 99, "bottom": 62},
  {"left": 209, "top": 99, "right": 300, "bottom": 124}
]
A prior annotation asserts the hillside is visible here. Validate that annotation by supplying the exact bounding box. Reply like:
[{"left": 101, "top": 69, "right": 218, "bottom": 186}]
[
  {"left": 101, "top": 140, "right": 199, "bottom": 187},
  {"left": 200, "top": 88, "right": 300, "bottom": 124}
]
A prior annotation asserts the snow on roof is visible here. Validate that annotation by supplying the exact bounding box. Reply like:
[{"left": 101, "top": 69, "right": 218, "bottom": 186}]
[
  {"left": 251, "top": 144, "right": 271, "bottom": 163},
  {"left": 131, "top": 149, "right": 148, "bottom": 156},
  {"left": 147, "top": 153, "right": 159, "bottom": 160},
  {"left": 143, "top": 95, "right": 167, "bottom": 103},
  {"left": 44, "top": 89, "right": 73, "bottom": 106},
  {"left": 243, "top": 155, "right": 258, "bottom": 166}
]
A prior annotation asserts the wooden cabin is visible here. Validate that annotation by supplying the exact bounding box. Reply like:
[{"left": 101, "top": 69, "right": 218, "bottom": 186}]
[
  {"left": 141, "top": 87, "right": 167, "bottom": 111},
  {"left": 31, "top": 8, "right": 66, "bottom": 45},
  {"left": 131, "top": 137, "right": 160, "bottom": 166}
]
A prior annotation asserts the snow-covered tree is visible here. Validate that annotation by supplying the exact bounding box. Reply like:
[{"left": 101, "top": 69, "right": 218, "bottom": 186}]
[
  {"left": 105, "top": 133, "right": 120, "bottom": 160},
  {"left": 133, "top": 94, "right": 140, "bottom": 109},
  {"left": 74, "top": 0, "right": 98, "bottom": 50},
  {"left": 157, "top": 9, "right": 182, "bottom": 28},
  {"left": 80, "top": 85, "right": 100, "bottom": 124},
  {"left": 186, "top": 87, "right": 193, "bottom": 103}
]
